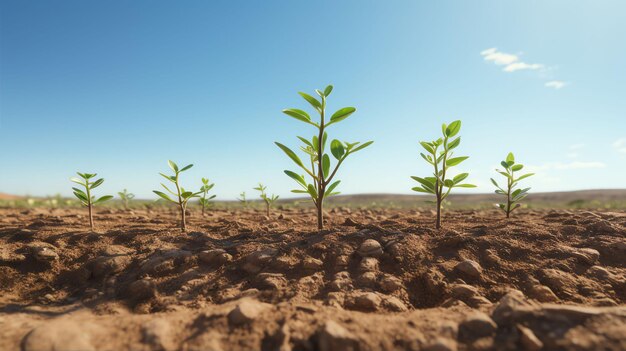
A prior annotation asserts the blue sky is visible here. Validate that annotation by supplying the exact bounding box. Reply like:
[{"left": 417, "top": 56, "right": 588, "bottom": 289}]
[{"left": 1, "top": 0, "right": 625, "bottom": 199}]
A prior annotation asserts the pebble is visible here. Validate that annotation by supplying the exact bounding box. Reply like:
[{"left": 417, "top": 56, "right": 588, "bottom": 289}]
[
  {"left": 455, "top": 260, "right": 482, "bottom": 279},
  {"left": 379, "top": 275, "right": 403, "bottom": 293},
  {"left": 353, "top": 292, "right": 381, "bottom": 311},
  {"left": 459, "top": 312, "right": 497, "bottom": 339},
  {"left": 317, "top": 320, "right": 358, "bottom": 351},
  {"left": 228, "top": 299, "right": 270, "bottom": 326},
  {"left": 356, "top": 271, "right": 377, "bottom": 287},
  {"left": 517, "top": 325, "right": 543, "bottom": 351},
  {"left": 303, "top": 257, "right": 324, "bottom": 270},
  {"left": 358, "top": 257, "right": 379, "bottom": 272},
  {"left": 198, "top": 249, "right": 232, "bottom": 265},
  {"left": 529, "top": 284, "right": 559, "bottom": 303},
  {"left": 357, "top": 239, "right": 383, "bottom": 258}
]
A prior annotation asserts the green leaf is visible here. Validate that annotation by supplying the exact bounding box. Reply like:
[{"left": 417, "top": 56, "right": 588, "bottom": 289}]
[
  {"left": 447, "top": 137, "right": 461, "bottom": 150},
  {"left": 180, "top": 164, "right": 193, "bottom": 172},
  {"left": 161, "top": 183, "right": 176, "bottom": 195},
  {"left": 512, "top": 164, "right": 524, "bottom": 172},
  {"left": 516, "top": 173, "right": 534, "bottom": 181},
  {"left": 298, "top": 92, "right": 322, "bottom": 111},
  {"left": 291, "top": 189, "right": 308, "bottom": 194},
  {"left": 326, "top": 180, "right": 341, "bottom": 194},
  {"left": 159, "top": 173, "right": 176, "bottom": 183},
  {"left": 70, "top": 177, "right": 86, "bottom": 186},
  {"left": 73, "top": 191, "right": 88, "bottom": 202},
  {"left": 76, "top": 172, "right": 87, "bottom": 179},
  {"left": 181, "top": 191, "right": 194, "bottom": 199},
  {"left": 298, "top": 136, "right": 314, "bottom": 148},
  {"left": 446, "top": 156, "right": 469, "bottom": 167},
  {"left": 94, "top": 195, "right": 113, "bottom": 204},
  {"left": 306, "top": 184, "right": 318, "bottom": 199},
  {"left": 420, "top": 142, "right": 434, "bottom": 154},
  {"left": 284, "top": 170, "right": 306, "bottom": 187},
  {"left": 283, "top": 109, "right": 314, "bottom": 125},
  {"left": 498, "top": 171, "right": 512, "bottom": 179},
  {"left": 412, "top": 186, "right": 433, "bottom": 194},
  {"left": 324, "top": 85, "right": 333, "bottom": 96},
  {"left": 349, "top": 140, "right": 373, "bottom": 154},
  {"left": 443, "top": 179, "right": 454, "bottom": 187},
  {"left": 506, "top": 152, "right": 515, "bottom": 164},
  {"left": 420, "top": 153, "right": 433, "bottom": 164},
  {"left": 330, "top": 139, "right": 345, "bottom": 160},
  {"left": 322, "top": 154, "right": 330, "bottom": 179},
  {"left": 168, "top": 160, "right": 179, "bottom": 173},
  {"left": 328, "top": 107, "right": 356, "bottom": 125},
  {"left": 90, "top": 178, "right": 104, "bottom": 189},
  {"left": 275, "top": 142, "right": 305, "bottom": 168},
  {"left": 456, "top": 184, "right": 477, "bottom": 188},
  {"left": 490, "top": 178, "right": 501, "bottom": 188},
  {"left": 153, "top": 190, "right": 175, "bottom": 203},
  {"left": 453, "top": 173, "right": 469, "bottom": 184},
  {"left": 445, "top": 120, "right": 461, "bottom": 137}
]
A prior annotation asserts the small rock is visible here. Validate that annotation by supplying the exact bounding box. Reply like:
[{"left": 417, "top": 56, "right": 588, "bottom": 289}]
[
  {"left": 587, "top": 265, "right": 612, "bottom": 280},
  {"left": 198, "top": 249, "right": 232, "bottom": 265},
  {"left": 357, "top": 239, "right": 383, "bottom": 258},
  {"left": 459, "top": 312, "right": 497, "bottom": 339},
  {"left": 33, "top": 247, "right": 59, "bottom": 263},
  {"left": 424, "top": 337, "right": 457, "bottom": 351},
  {"left": 342, "top": 218, "right": 359, "bottom": 226},
  {"left": 455, "top": 260, "right": 482, "bottom": 279},
  {"left": 303, "top": 257, "right": 324, "bottom": 270},
  {"left": 128, "top": 278, "right": 157, "bottom": 301},
  {"left": 529, "top": 284, "right": 559, "bottom": 303},
  {"left": 571, "top": 248, "right": 600, "bottom": 265},
  {"left": 317, "top": 320, "right": 358, "bottom": 351},
  {"left": 450, "top": 284, "right": 479, "bottom": 300},
  {"left": 91, "top": 255, "right": 131, "bottom": 278},
  {"left": 492, "top": 290, "right": 537, "bottom": 325},
  {"left": 142, "top": 319, "right": 175, "bottom": 351},
  {"left": 22, "top": 321, "right": 95, "bottom": 351},
  {"left": 517, "top": 325, "right": 542, "bottom": 351},
  {"left": 382, "top": 296, "right": 408, "bottom": 312},
  {"left": 358, "top": 257, "right": 379, "bottom": 272},
  {"left": 356, "top": 271, "right": 377, "bottom": 287},
  {"left": 352, "top": 292, "right": 381, "bottom": 311},
  {"left": 329, "top": 271, "right": 353, "bottom": 291},
  {"left": 334, "top": 255, "right": 349, "bottom": 269},
  {"left": 228, "top": 299, "right": 270, "bottom": 326},
  {"left": 379, "top": 275, "right": 403, "bottom": 293},
  {"left": 242, "top": 248, "right": 277, "bottom": 274}
]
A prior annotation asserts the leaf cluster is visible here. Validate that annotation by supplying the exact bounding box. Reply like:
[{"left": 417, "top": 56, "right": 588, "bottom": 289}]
[
  {"left": 491, "top": 152, "right": 534, "bottom": 214},
  {"left": 276, "top": 85, "right": 373, "bottom": 204},
  {"left": 153, "top": 160, "right": 200, "bottom": 206},
  {"left": 199, "top": 177, "right": 216, "bottom": 206},
  {"left": 411, "top": 120, "right": 476, "bottom": 200},
  {"left": 254, "top": 183, "right": 279, "bottom": 205},
  {"left": 70, "top": 172, "right": 113, "bottom": 206}
]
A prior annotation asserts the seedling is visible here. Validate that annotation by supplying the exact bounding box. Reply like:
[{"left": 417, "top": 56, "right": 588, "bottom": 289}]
[
  {"left": 199, "top": 178, "right": 216, "bottom": 216},
  {"left": 491, "top": 152, "right": 534, "bottom": 218},
  {"left": 276, "top": 85, "right": 373, "bottom": 230},
  {"left": 411, "top": 120, "right": 476, "bottom": 229},
  {"left": 117, "top": 189, "right": 135, "bottom": 210},
  {"left": 237, "top": 192, "right": 248, "bottom": 207},
  {"left": 70, "top": 172, "right": 113, "bottom": 230},
  {"left": 254, "top": 183, "right": 279, "bottom": 216},
  {"left": 153, "top": 160, "right": 201, "bottom": 231}
]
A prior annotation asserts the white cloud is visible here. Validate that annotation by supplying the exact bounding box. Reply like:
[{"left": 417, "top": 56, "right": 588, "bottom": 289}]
[
  {"left": 545, "top": 80, "right": 567, "bottom": 89},
  {"left": 503, "top": 62, "right": 543, "bottom": 72},
  {"left": 529, "top": 161, "right": 606, "bottom": 171},
  {"left": 481, "top": 48, "right": 519, "bottom": 66},
  {"left": 613, "top": 138, "right": 626, "bottom": 154}
]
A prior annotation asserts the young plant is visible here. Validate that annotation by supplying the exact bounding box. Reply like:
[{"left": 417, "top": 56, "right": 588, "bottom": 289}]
[
  {"left": 491, "top": 152, "right": 534, "bottom": 218},
  {"left": 276, "top": 85, "right": 373, "bottom": 230},
  {"left": 70, "top": 172, "right": 113, "bottom": 230},
  {"left": 153, "top": 160, "right": 201, "bottom": 231},
  {"left": 198, "top": 178, "right": 216, "bottom": 216},
  {"left": 237, "top": 192, "right": 248, "bottom": 207},
  {"left": 254, "top": 183, "right": 279, "bottom": 216},
  {"left": 411, "top": 120, "right": 476, "bottom": 229},
  {"left": 117, "top": 189, "right": 135, "bottom": 210}
]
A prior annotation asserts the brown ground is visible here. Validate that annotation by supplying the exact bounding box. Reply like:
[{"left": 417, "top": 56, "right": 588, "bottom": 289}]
[{"left": 0, "top": 206, "right": 625, "bottom": 351}]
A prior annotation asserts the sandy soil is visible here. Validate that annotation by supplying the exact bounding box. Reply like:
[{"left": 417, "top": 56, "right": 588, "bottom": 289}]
[{"left": 1, "top": 207, "right": 625, "bottom": 350}]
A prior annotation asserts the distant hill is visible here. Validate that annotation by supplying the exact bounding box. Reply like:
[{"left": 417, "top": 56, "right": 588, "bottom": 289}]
[{"left": 0, "top": 193, "right": 24, "bottom": 200}]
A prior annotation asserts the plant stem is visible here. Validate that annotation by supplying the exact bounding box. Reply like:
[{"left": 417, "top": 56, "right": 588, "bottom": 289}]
[
  {"left": 266, "top": 201, "right": 270, "bottom": 217},
  {"left": 86, "top": 181, "right": 94, "bottom": 231},
  {"left": 174, "top": 172, "right": 186, "bottom": 231},
  {"left": 316, "top": 105, "right": 326, "bottom": 230}
]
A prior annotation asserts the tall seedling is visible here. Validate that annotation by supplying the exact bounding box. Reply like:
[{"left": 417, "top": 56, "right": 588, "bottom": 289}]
[
  {"left": 153, "top": 160, "right": 201, "bottom": 231},
  {"left": 276, "top": 85, "right": 373, "bottom": 230},
  {"left": 70, "top": 172, "right": 113, "bottom": 230},
  {"left": 491, "top": 152, "right": 534, "bottom": 218},
  {"left": 237, "top": 192, "right": 248, "bottom": 208},
  {"left": 199, "top": 178, "right": 216, "bottom": 216},
  {"left": 411, "top": 120, "right": 476, "bottom": 229},
  {"left": 254, "top": 183, "right": 279, "bottom": 216},
  {"left": 118, "top": 189, "right": 135, "bottom": 210}
]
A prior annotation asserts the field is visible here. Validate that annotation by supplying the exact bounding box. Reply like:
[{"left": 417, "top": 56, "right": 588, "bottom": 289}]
[{"left": 1, "top": 192, "right": 625, "bottom": 350}]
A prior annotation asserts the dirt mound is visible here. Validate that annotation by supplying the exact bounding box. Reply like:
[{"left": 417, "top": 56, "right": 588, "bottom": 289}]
[{"left": 1, "top": 207, "right": 625, "bottom": 350}]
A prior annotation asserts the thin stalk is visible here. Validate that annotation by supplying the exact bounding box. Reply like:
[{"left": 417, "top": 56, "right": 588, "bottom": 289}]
[
  {"left": 174, "top": 172, "right": 186, "bottom": 231},
  {"left": 316, "top": 104, "right": 326, "bottom": 230},
  {"left": 85, "top": 180, "right": 94, "bottom": 231}
]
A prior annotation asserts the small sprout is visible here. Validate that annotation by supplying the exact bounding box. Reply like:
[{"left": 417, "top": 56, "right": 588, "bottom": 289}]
[
  {"left": 254, "top": 183, "right": 279, "bottom": 217},
  {"left": 117, "top": 189, "right": 135, "bottom": 210},
  {"left": 491, "top": 152, "right": 535, "bottom": 218},
  {"left": 411, "top": 120, "right": 476, "bottom": 229},
  {"left": 237, "top": 192, "right": 248, "bottom": 207},
  {"left": 70, "top": 172, "right": 113, "bottom": 230},
  {"left": 276, "top": 84, "right": 373, "bottom": 230},
  {"left": 199, "top": 177, "right": 216, "bottom": 216},
  {"left": 153, "top": 160, "right": 201, "bottom": 231}
]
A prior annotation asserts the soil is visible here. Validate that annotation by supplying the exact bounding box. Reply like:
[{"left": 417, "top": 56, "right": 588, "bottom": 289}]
[{"left": 1, "top": 206, "right": 625, "bottom": 350}]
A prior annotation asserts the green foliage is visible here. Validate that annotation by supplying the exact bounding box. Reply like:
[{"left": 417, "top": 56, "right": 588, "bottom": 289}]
[
  {"left": 199, "top": 177, "right": 216, "bottom": 215},
  {"left": 117, "top": 189, "right": 135, "bottom": 210},
  {"left": 237, "top": 192, "right": 248, "bottom": 207},
  {"left": 254, "top": 183, "right": 279, "bottom": 216},
  {"left": 71, "top": 172, "right": 112, "bottom": 229},
  {"left": 153, "top": 160, "right": 200, "bottom": 230},
  {"left": 276, "top": 85, "right": 373, "bottom": 229},
  {"left": 411, "top": 120, "right": 476, "bottom": 228},
  {"left": 491, "top": 152, "right": 534, "bottom": 217}
]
